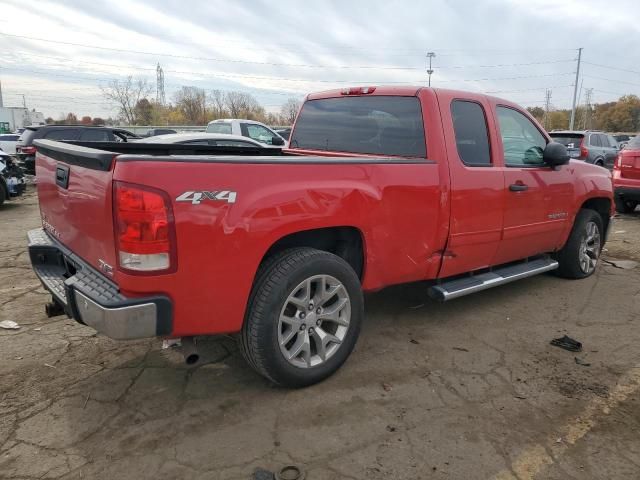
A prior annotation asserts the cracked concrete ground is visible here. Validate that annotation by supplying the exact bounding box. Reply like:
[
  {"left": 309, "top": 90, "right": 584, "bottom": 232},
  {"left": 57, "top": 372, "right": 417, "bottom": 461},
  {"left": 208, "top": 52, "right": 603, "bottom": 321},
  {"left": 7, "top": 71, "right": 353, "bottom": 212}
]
[{"left": 1, "top": 191, "right": 640, "bottom": 480}]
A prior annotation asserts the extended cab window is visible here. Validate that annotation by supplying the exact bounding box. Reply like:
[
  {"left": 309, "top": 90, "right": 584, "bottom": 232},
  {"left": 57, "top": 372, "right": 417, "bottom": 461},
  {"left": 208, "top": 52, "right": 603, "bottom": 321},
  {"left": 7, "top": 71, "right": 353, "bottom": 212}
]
[
  {"left": 79, "top": 129, "right": 110, "bottom": 141},
  {"left": 290, "top": 96, "right": 426, "bottom": 157},
  {"left": 451, "top": 100, "right": 491, "bottom": 166},
  {"left": 45, "top": 129, "right": 80, "bottom": 141},
  {"left": 206, "top": 123, "right": 232, "bottom": 134},
  {"left": 496, "top": 107, "right": 546, "bottom": 166}
]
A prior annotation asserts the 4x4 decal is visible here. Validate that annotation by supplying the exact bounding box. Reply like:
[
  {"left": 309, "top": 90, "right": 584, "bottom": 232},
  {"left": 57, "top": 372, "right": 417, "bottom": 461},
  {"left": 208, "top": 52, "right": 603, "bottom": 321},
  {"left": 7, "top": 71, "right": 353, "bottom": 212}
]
[{"left": 176, "top": 191, "right": 237, "bottom": 205}]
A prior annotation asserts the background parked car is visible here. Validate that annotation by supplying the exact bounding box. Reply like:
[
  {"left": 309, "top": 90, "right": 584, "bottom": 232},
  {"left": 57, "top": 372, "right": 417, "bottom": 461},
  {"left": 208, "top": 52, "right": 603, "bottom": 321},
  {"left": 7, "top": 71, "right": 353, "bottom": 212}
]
[
  {"left": 549, "top": 130, "right": 619, "bottom": 168},
  {"left": 613, "top": 135, "right": 640, "bottom": 213},
  {"left": 0, "top": 134, "right": 20, "bottom": 155},
  {"left": 135, "top": 132, "right": 273, "bottom": 148},
  {"left": 275, "top": 127, "right": 292, "bottom": 140},
  {"left": 0, "top": 150, "right": 25, "bottom": 205},
  {"left": 206, "top": 119, "right": 286, "bottom": 146},
  {"left": 16, "top": 126, "right": 138, "bottom": 174},
  {"left": 144, "top": 128, "right": 177, "bottom": 137}
]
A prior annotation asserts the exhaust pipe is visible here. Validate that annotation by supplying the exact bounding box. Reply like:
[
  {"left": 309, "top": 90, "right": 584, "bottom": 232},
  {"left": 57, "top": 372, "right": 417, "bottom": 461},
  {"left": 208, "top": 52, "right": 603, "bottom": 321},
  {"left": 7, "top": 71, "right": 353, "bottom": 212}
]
[{"left": 181, "top": 337, "right": 200, "bottom": 365}]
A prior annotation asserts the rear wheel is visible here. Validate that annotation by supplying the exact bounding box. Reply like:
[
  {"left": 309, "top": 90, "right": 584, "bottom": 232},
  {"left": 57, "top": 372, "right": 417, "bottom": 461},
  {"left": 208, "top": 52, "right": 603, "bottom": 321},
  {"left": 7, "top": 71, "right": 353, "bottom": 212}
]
[
  {"left": 555, "top": 209, "right": 603, "bottom": 279},
  {"left": 615, "top": 197, "right": 637, "bottom": 214},
  {"left": 240, "top": 248, "right": 363, "bottom": 387},
  {"left": 595, "top": 158, "right": 605, "bottom": 167}
]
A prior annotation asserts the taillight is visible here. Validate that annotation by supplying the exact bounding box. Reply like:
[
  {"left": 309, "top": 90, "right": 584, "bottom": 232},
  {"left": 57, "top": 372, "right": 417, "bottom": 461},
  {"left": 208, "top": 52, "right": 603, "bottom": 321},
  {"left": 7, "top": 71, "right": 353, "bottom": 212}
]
[
  {"left": 20, "top": 146, "right": 36, "bottom": 154},
  {"left": 579, "top": 139, "right": 588, "bottom": 159},
  {"left": 614, "top": 154, "right": 622, "bottom": 169},
  {"left": 113, "top": 181, "right": 177, "bottom": 274}
]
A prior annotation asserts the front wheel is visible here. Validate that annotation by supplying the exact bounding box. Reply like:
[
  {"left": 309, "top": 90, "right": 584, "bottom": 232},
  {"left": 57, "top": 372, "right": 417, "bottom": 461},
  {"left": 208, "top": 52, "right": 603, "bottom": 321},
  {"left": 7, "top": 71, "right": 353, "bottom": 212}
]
[
  {"left": 239, "top": 248, "right": 364, "bottom": 387},
  {"left": 555, "top": 209, "right": 603, "bottom": 279}
]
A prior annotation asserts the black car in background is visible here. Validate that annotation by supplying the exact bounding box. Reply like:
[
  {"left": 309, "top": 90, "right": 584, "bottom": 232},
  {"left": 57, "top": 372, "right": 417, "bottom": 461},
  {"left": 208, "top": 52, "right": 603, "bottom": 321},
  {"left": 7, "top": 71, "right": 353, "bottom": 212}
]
[
  {"left": 145, "top": 128, "right": 177, "bottom": 137},
  {"left": 15, "top": 126, "right": 139, "bottom": 174}
]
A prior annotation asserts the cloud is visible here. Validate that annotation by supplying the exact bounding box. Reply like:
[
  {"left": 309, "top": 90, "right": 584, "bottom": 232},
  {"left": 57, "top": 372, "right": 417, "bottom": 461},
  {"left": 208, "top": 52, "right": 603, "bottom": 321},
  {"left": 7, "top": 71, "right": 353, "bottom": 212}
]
[{"left": 0, "top": 0, "right": 637, "bottom": 119}]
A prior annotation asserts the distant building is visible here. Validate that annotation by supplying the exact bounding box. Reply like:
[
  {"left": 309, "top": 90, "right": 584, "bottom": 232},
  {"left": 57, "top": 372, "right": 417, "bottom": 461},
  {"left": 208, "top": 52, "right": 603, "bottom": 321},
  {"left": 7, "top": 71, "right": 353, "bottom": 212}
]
[{"left": 0, "top": 107, "right": 46, "bottom": 132}]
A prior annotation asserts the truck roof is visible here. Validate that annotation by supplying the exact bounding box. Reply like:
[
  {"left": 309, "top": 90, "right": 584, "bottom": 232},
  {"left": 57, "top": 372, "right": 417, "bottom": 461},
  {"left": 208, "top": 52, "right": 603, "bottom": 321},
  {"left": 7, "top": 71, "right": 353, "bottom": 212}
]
[{"left": 305, "top": 85, "right": 516, "bottom": 107}]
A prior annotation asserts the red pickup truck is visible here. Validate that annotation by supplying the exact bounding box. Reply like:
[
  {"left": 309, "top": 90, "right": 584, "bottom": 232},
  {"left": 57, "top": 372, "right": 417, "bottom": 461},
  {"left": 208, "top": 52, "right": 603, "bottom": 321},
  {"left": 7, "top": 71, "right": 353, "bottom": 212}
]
[{"left": 29, "top": 86, "right": 613, "bottom": 387}]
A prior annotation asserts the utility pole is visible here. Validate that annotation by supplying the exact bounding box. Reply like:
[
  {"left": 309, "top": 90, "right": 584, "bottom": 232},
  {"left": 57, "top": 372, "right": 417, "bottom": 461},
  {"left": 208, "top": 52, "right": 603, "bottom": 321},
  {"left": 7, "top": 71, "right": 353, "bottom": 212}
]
[
  {"left": 543, "top": 89, "right": 552, "bottom": 129},
  {"left": 427, "top": 52, "right": 436, "bottom": 87},
  {"left": 569, "top": 47, "right": 583, "bottom": 130}
]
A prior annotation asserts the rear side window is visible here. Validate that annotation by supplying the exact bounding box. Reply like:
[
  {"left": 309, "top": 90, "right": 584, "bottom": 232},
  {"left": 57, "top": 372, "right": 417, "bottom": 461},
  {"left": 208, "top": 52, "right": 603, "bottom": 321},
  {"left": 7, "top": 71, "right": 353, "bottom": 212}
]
[
  {"left": 45, "top": 129, "right": 80, "bottom": 141},
  {"left": 549, "top": 134, "right": 584, "bottom": 148},
  {"left": 206, "top": 123, "right": 232, "bottom": 134},
  {"left": 290, "top": 96, "right": 426, "bottom": 157},
  {"left": 590, "top": 134, "right": 602, "bottom": 147},
  {"left": 451, "top": 100, "right": 491, "bottom": 166},
  {"left": 79, "top": 129, "right": 110, "bottom": 141},
  {"left": 0, "top": 135, "right": 19, "bottom": 141}
]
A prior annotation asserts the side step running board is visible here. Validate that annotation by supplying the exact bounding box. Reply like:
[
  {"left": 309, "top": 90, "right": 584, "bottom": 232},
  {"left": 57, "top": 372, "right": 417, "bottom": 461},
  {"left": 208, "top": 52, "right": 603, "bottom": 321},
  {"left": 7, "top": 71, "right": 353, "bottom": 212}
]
[{"left": 429, "top": 257, "right": 559, "bottom": 302}]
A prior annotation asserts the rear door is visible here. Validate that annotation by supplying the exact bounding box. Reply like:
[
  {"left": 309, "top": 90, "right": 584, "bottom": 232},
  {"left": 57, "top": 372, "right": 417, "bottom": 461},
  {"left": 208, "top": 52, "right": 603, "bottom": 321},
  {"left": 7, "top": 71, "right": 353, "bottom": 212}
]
[
  {"left": 493, "top": 106, "right": 574, "bottom": 263},
  {"left": 438, "top": 97, "right": 505, "bottom": 277},
  {"left": 603, "top": 134, "right": 619, "bottom": 168}
]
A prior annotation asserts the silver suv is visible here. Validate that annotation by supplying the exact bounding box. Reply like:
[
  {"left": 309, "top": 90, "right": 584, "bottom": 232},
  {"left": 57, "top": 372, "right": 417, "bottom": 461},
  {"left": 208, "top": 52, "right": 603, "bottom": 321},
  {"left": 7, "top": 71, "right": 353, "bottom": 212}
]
[{"left": 549, "top": 130, "right": 619, "bottom": 169}]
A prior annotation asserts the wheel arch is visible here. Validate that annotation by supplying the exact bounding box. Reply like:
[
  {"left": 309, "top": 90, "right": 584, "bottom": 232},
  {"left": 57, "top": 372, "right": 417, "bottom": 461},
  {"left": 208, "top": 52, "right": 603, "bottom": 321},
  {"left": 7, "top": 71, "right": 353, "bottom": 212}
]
[
  {"left": 580, "top": 197, "right": 611, "bottom": 234},
  {"left": 259, "top": 226, "right": 366, "bottom": 281}
]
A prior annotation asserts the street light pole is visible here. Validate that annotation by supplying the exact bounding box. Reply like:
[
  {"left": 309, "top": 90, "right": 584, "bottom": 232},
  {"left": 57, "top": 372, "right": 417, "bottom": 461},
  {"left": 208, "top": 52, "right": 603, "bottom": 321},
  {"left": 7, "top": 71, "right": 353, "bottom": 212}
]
[{"left": 427, "top": 52, "right": 436, "bottom": 87}]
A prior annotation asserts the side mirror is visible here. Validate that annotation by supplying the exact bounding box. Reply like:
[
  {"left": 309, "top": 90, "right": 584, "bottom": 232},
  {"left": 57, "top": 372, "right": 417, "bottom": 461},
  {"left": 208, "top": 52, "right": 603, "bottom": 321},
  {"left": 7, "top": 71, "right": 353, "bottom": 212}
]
[
  {"left": 271, "top": 136, "right": 285, "bottom": 146},
  {"left": 543, "top": 141, "right": 570, "bottom": 167}
]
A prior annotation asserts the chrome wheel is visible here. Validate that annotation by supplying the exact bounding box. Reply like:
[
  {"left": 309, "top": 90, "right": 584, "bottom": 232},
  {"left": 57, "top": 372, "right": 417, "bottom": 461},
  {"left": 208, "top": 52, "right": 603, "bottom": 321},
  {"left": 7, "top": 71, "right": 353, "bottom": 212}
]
[
  {"left": 278, "top": 274, "right": 351, "bottom": 368},
  {"left": 578, "top": 221, "right": 601, "bottom": 274}
]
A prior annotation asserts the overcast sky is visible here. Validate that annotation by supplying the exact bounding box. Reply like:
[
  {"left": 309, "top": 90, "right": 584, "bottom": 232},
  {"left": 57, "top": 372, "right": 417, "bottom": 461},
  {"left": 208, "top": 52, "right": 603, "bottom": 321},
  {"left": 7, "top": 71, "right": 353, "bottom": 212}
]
[{"left": 0, "top": 0, "right": 638, "bottom": 120}]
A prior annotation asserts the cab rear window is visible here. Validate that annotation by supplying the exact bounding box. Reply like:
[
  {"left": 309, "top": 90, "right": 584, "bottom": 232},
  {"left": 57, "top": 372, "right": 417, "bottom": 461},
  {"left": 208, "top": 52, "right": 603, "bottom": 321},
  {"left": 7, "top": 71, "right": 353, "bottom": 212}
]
[{"left": 290, "top": 96, "right": 426, "bottom": 157}]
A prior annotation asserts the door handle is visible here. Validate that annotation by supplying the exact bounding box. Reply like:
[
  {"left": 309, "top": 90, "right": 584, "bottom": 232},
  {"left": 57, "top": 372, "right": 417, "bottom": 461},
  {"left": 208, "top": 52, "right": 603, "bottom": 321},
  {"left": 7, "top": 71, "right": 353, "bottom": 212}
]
[{"left": 509, "top": 183, "right": 528, "bottom": 192}]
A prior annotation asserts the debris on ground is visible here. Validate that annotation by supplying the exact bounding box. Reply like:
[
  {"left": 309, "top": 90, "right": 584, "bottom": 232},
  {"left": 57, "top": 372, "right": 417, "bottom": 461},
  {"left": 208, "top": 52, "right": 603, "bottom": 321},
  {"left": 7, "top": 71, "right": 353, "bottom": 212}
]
[
  {"left": 550, "top": 335, "right": 582, "bottom": 352},
  {"left": 409, "top": 303, "right": 425, "bottom": 310},
  {"left": 382, "top": 382, "right": 393, "bottom": 392},
  {"left": 603, "top": 259, "right": 638, "bottom": 270},
  {"left": 162, "top": 338, "right": 181, "bottom": 349},
  {"left": 614, "top": 230, "right": 627, "bottom": 234},
  {"left": 252, "top": 468, "right": 275, "bottom": 480},
  {"left": 409, "top": 338, "right": 420, "bottom": 344},
  {"left": 276, "top": 465, "right": 305, "bottom": 480},
  {"left": 453, "top": 347, "right": 469, "bottom": 352},
  {"left": 0, "top": 320, "right": 20, "bottom": 330},
  {"left": 575, "top": 357, "right": 591, "bottom": 367}
]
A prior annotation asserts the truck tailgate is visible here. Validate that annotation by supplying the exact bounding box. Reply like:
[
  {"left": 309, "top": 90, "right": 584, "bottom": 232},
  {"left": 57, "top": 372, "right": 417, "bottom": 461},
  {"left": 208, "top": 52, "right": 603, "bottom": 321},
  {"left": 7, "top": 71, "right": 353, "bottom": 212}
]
[{"left": 34, "top": 140, "right": 117, "bottom": 273}]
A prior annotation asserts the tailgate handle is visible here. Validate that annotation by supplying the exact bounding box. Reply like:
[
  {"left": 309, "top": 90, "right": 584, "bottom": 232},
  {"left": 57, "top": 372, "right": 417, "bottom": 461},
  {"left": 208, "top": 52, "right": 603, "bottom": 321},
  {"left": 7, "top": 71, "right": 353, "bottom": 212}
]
[{"left": 55, "top": 165, "right": 70, "bottom": 189}]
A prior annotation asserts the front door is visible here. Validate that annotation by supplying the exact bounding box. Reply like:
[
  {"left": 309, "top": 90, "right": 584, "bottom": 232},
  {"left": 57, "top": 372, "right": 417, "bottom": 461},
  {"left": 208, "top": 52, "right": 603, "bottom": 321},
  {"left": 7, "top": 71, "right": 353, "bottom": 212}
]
[{"left": 493, "top": 106, "right": 574, "bottom": 264}]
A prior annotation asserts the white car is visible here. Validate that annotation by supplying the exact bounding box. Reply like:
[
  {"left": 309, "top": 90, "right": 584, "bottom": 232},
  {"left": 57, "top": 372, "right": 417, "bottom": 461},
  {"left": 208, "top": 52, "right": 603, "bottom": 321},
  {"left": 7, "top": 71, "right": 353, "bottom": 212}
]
[
  {"left": 0, "top": 134, "right": 20, "bottom": 155},
  {"left": 205, "top": 119, "right": 286, "bottom": 147},
  {"left": 135, "top": 132, "right": 276, "bottom": 148}
]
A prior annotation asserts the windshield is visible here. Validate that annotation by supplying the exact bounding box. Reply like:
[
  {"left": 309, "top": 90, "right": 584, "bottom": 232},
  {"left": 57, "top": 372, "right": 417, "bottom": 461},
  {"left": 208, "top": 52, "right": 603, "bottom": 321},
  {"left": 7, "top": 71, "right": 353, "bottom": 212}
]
[
  {"left": 290, "top": 96, "right": 426, "bottom": 157},
  {"left": 549, "top": 133, "right": 584, "bottom": 148},
  {"left": 206, "top": 123, "right": 232, "bottom": 134}
]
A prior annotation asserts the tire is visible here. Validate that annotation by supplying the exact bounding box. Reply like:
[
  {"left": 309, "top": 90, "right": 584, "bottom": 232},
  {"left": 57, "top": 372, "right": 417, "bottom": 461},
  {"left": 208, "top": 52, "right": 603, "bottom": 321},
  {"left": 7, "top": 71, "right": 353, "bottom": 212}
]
[
  {"left": 0, "top": 181, "right": 7, "bottom": 206},
  {"left": 240, "top": 248, "right": 364, "bottom": 387},
  {"left": 595, "top": 159, "right": 605, "bottom": 167},
  {"left": 555, "top": 209, "right": 603, "bottom": 279},
  {"left": 614, "top": 197, "right": 637, "bottom": 214}
]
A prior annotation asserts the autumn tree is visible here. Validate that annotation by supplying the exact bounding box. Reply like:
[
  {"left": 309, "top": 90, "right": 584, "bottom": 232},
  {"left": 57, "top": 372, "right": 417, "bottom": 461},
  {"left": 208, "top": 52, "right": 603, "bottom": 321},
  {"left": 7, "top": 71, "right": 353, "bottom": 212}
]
[
  {"left": 224, "top": 91, "right": 263, "bottom": 119},
  {"left": 101, "top": 76, "right": 153, "bottom": 124},
  {"left": 92, "top": 117, "right": 105, "bottom": 126},
  {"left": 173, "top": 86, "right": 207, "bottom": 124},
  {"left": 65, "top": 113, "right": 78, "bottom": 124},
  {"left": 80, "top": 116, "right": 92, "bottom": 125},
  {"left": 134, "top": 98, "right": 154, "bottom": 125},
  {"left": 208, "top": 89, "right": 227, "bottom": 119}
]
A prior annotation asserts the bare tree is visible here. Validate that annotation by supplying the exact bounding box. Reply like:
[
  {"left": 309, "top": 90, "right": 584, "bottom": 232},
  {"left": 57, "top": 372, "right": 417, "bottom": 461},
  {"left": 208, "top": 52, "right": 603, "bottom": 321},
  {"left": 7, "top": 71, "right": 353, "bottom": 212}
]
[
  {"left": 280, "top": 98, "right": 302, "bottom": 125},
  {"left": 208, "top": 89, "right": 227, "bottom": 119},
  {"left": 101, "top": 76, "right": 152, "bottom": 125},
  {"left": 173, "top": 86, "right": 207, "bottom": 124},
  {"left": 224, "top": 91, "right": 262, "bottom": 119}
]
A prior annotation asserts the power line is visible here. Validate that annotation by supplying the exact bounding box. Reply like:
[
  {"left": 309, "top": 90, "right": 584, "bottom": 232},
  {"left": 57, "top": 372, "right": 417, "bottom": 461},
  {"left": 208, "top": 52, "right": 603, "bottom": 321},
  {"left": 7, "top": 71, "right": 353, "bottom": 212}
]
[{"left": 582, "top": 61, "right": 640, "bottom": 76}]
